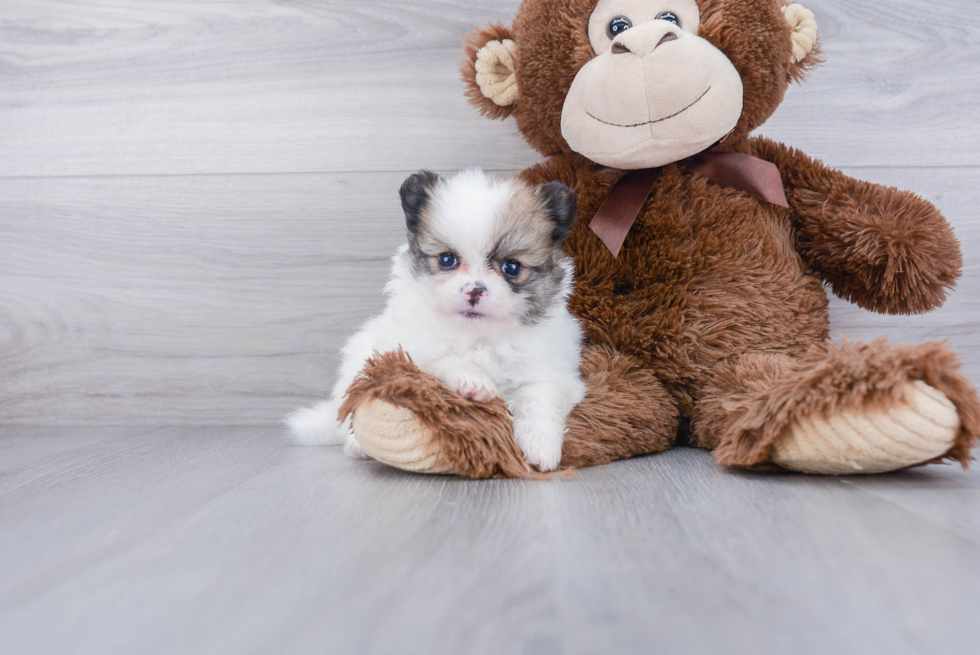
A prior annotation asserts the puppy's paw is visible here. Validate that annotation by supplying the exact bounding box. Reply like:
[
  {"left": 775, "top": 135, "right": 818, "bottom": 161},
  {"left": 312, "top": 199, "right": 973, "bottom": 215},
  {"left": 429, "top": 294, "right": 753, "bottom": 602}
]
[
  {"left": 344, "top": 435, "right": 373, "bottom": 460},
  {"left": 447, "top": 371, "right": 497, "bottom": 403},
  {"left": 513, "top": 421, "right": 564, "bottom": 473}
]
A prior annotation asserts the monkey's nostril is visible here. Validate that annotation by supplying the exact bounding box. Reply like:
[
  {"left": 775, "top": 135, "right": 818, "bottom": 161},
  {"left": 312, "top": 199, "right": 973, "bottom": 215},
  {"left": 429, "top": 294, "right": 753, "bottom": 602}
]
[
  {"left": 656, "top": 32, "right": 679, "bottom": 49},
  {"left": 611, "top": 42, "right": 631, "bottom": 55}
]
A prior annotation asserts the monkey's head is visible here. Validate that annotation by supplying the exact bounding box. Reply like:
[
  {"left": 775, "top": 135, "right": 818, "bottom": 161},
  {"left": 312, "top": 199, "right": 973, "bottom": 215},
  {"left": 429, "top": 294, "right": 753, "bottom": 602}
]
[{"left": 462, "top": 0, "right": 819, "bottom": 169}]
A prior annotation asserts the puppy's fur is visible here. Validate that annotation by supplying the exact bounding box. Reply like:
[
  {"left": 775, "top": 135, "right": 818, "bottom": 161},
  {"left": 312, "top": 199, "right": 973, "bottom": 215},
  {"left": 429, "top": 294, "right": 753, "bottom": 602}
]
[{"left": 287, "top": 169, "right": 585, "bottom": 471}]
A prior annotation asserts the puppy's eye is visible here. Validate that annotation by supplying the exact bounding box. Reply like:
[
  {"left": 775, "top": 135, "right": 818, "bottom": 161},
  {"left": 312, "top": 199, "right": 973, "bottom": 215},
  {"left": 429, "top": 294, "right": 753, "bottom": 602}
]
[
  {"left": 437, "top": 252, "right": 459, "bottom": 270},
  {"left": 501, "top": 260, "right": 522, "bottom": 278},
  {"left": 607, "top": 16, "right": 632, "bottom": 39},
  {"left": 657, "top": 12, "right": 680, "bottom": 26}
]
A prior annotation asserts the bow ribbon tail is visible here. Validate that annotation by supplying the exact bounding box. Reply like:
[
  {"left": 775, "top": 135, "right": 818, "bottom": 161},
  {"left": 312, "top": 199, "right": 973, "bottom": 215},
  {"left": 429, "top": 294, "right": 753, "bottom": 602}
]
[
  {"left": 686, "top": 152, "right": 789, "bottom": 208},
  {"left": 589, "top": 168, "right": 663, "bottom": 258}
]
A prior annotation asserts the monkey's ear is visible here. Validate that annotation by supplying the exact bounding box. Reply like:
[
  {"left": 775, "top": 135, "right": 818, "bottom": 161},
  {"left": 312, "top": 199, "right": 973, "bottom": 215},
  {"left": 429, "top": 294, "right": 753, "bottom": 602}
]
[
  {"left": 783, "top": 3, "right": 821, "bottom": 82},
  {"left": 460, "top": 23, "right": 519, "bottom": 120}
]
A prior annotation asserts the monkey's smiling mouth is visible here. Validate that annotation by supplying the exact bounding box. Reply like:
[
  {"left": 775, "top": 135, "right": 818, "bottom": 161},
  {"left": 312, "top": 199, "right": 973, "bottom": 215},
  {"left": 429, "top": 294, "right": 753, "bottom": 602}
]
[{"left": 587, "top": 87, "right": 711, "bottom": 128}]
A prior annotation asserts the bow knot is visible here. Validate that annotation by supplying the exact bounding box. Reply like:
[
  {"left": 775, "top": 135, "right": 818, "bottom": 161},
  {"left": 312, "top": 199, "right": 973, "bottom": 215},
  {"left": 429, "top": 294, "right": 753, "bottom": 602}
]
[{"left": 589, "top": 152, "right": 789, "bottom": 257}]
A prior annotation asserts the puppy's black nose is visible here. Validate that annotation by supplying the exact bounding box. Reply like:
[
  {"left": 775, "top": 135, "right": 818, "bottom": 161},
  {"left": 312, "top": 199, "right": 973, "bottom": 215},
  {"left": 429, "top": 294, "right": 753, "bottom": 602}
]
[{"left": 468, "top": 285, "right": 487, "bottom": 306}]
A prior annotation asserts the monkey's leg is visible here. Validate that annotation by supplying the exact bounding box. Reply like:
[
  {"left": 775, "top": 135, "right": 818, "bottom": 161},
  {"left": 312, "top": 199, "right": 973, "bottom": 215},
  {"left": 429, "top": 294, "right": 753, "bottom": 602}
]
[
  {"left": 341, "top": 346, "right": 680, "bottom": 478},
  {"left": 692, "top": 340, "right": 979, "bottom": 474},
  {"left": 560, "top": 346, "right": 679, "bottom": 469}
]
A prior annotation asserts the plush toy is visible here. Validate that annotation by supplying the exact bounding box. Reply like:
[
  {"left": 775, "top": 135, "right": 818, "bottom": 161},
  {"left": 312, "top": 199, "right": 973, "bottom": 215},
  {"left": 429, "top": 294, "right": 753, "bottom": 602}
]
[{"left": 340, "top": 0, "right": 979, "bottom": 477}]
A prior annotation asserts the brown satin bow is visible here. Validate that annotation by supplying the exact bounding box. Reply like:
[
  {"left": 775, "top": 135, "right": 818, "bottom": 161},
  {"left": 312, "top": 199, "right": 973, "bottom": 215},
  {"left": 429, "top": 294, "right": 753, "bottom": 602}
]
[{"left": 589, "top": 152, "right": 790, "bottom": 257}]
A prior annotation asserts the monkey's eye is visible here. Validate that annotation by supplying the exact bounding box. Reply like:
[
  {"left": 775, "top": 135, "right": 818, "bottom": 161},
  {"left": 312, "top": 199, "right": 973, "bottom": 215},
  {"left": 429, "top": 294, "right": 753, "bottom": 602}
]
[
  {"left": 438, "top": 252, "right": 459, "bottom": 270},
  {"left": 501, "top": 260, "right": 522, "bottom": 278},
  {"left": 657, "top": 12, "right": 680, "bottom": 26},
  {"left": 607, "top": 16, "right": 632, "bottom": 39}
]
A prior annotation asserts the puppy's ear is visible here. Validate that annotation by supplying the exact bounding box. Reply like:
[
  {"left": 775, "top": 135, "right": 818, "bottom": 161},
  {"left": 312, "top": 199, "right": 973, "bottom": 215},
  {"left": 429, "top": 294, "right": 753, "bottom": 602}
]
[
  {"left": 536, "top": 182, "right": 577, "bottom": 246},
  {"left": 460, "top": 23, "right": 519, "bottom": 120},
  {"left": 399, "top": 170, "right": 441, "bottom": 235}
]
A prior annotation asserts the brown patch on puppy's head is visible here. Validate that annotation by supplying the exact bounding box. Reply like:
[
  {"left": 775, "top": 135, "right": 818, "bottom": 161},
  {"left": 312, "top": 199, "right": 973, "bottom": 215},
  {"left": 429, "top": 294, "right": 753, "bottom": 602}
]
[{"left": 490, "top": 180, "right": 577, "bottom": 323}]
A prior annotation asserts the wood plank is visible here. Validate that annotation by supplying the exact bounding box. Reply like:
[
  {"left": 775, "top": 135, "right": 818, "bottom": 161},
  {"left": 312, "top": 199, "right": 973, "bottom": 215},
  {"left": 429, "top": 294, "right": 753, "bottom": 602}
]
[
  {"left": 0, "top": 0, "right": 978, "bottom": 178},
  {"left": 0, "top": 427, "right": 558, "bottom": 654},
  {"left": 1, "top": 167, "right": 977, "bottom": 424},
  {"left": 0, "top": 0, "right": 537, "bottom": 177},
  {"left": 0, "top": 172, "right": 407, "bottom": 424},
  {"left": 0, "top": 427, "right": 286, "bottom": 611},
  {"left": 766, "top": 0, "right": 980, "bottom": 167},
  {"left": 0, "top": 426, "right": 157, "bottom": 492},
  {"left": 840, "top": 471, "right": 980, "bottom": 546},
  {"left": 551, "top": 450, "right": 980, "bottom": 654},
  {"left": 1, "top": 429, "right": 978, "bottom": 653}
]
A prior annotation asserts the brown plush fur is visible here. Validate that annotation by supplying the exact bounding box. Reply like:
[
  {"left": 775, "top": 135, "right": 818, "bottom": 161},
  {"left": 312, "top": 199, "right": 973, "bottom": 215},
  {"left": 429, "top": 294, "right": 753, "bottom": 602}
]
[
  {"left": 562, "top": 345, "right": 680, "bottom": 467},
  {"left": 695, "top": 339, "right": 980, "bottom": 469},
  {"left": 348, "top": 0, "right": 978, "bottom": 477},
  {"left": 340, "top": 349, "right": 539, "bottom": 479},
  {"left": 341, "top": 347, "right": 679, "bottom": 478}
]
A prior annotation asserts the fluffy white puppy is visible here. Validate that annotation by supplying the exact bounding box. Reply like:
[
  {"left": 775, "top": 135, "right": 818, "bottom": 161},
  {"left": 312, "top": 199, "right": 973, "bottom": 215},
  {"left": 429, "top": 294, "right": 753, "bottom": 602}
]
[{"left": 287, "top": 169, "right": 585, "bottom": 472}]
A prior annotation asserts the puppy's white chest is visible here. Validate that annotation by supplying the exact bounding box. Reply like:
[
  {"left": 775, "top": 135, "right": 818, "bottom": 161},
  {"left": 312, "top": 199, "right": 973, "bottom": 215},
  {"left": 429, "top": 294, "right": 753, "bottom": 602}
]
[{"left": 453, "top": 341, "right": 498, "bottom": 374}]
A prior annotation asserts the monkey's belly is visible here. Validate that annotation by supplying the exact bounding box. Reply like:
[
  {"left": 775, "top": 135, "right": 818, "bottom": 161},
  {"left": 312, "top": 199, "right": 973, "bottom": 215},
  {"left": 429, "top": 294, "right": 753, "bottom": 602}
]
[{"left": 570, "top": 241, "right": 830, "bottom": 378}]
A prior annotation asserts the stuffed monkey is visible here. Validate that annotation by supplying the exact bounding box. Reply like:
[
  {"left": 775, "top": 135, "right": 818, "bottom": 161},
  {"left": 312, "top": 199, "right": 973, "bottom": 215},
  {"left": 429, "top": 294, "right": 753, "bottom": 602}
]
[{"left": 340, "top": 0, "right": 979, "bottom": 477}]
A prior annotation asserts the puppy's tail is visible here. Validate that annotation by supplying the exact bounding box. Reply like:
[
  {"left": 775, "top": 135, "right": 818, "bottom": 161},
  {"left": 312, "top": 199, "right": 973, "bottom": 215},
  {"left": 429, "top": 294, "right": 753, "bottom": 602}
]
[{"left": 285, "top": 401, "right": 347, "bottom": 446}]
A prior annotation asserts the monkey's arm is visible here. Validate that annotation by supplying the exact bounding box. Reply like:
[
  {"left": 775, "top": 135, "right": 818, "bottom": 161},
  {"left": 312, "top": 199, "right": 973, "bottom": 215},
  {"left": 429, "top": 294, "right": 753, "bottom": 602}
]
[{"left": 750, "top": 136, "right": 962, "bottom": 315}]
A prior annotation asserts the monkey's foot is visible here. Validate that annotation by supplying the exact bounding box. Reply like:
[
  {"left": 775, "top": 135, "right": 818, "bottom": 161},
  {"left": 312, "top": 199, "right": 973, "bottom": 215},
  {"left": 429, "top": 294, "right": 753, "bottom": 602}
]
[
  {"left": 707, "top": 340, "right": 980, "bottom": 473},
  {"left": 772, "top": 380, "right": 960, "bottom": 474},
  {"left": 351, "top": 399, "right": 448, "bottom": 474},
  {"left": 340, "top": 350, "right": 540, "bottom": 479}
]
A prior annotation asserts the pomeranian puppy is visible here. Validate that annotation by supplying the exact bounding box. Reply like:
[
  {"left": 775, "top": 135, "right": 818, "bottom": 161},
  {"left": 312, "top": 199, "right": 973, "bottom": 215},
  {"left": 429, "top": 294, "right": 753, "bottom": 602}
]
[{"left": 287, "top": 169, "right": 585, "bottom": 472}]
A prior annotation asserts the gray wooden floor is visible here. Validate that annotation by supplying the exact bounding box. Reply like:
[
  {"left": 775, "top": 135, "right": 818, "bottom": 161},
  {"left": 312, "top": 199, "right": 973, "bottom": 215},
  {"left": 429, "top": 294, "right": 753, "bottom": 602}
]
[{"left": 1, "top": 427, "right": 979, "bottom": 655}]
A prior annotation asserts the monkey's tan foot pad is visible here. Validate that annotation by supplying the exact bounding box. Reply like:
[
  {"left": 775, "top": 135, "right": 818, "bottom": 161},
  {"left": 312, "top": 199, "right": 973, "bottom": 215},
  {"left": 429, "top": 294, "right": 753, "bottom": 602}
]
[
  {"left": 351, "top": 399, "right": 451, "bottom": 474},
  {"left": 772, "top": 381, "right": 960, "bottom": 474}
]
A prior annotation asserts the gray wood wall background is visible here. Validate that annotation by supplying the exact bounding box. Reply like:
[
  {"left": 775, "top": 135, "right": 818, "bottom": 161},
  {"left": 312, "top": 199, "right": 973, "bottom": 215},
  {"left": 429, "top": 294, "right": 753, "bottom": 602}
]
[{"left": 1, "top": 0, "right": 978, "bottom": 425}]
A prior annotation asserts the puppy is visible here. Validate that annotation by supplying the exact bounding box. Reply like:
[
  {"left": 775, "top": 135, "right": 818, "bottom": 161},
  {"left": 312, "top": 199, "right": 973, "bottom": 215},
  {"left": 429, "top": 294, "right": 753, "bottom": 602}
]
[{"left": 287, "top": 169, "right": 585, "bottom": 472}]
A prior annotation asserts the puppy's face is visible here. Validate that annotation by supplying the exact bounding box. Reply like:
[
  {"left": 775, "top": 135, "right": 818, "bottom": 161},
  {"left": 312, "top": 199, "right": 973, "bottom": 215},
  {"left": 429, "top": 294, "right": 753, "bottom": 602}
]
[{"left": 399, "top": 170, "right": 576, "bottom": 327}]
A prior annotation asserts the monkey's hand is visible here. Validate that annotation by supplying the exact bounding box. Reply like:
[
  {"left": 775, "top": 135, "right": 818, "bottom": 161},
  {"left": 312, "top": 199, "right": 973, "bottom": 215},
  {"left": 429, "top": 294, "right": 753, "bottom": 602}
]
[{"left": 752, "top": 136, "right": 961, "bottom": 315}]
